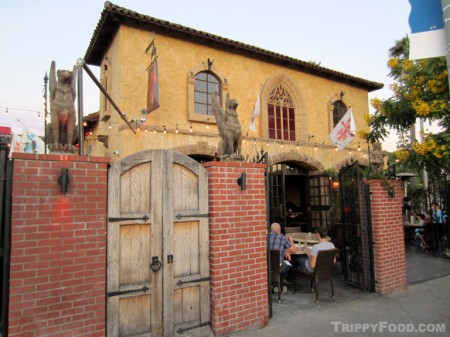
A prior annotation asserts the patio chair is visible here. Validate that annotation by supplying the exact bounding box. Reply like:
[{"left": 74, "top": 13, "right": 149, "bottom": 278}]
[
  {"left": 269, "top": 249, "right": 284, "bottom": 302},
  {"left": 294, "top": 248, "right": 339, "bottom": 302}
]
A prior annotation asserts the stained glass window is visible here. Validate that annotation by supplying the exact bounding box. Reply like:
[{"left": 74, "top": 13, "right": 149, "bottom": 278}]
[{"left": 267, "top": 85, "right": 295, "bottom": 141}]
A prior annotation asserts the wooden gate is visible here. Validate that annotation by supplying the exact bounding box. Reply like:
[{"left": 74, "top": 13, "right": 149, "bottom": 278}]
[{"left": 107, "top": 150, "right": 210, "bottom": 337}]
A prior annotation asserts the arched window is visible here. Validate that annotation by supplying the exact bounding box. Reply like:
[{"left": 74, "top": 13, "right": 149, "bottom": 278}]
[
  {"left": 194, "top": 71, "right": 220, "bottom": 116},
  {"left": 332, "top": 100, "right": 347, "bottom": 127},
  {"left": 268, "top": 85, "right": 295, "bottom": 141}
]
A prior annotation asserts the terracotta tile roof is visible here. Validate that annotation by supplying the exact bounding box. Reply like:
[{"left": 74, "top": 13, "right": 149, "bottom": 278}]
[{"left": 84, "top": 1, "right": 383, "bottom": 92}]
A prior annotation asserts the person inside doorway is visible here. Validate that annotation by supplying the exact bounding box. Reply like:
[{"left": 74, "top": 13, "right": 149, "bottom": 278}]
[
  {"left": 269, "top": 222, "right": 297, "bottom": 282},
  {"left": 416, "top": 211, "right": 431, "bottom": 250},
  {"left": 297, "top": 226, "right": 335, "bottom": 272}
]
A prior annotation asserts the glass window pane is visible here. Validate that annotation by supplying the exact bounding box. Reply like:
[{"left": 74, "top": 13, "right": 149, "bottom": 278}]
[
  {"left": 207, "top": 73, "right": 219, "bottom": 84},
  {"left": 195, "top": 103, "right": 207, "bottom": 114},
  {"left": 195, "top": 79, "right": 207, "bottom": 92},
  {"left": 195, "top": 92, "right": 207, "bottom": 104},
  {"left": 196, "top": 72, "right": 207, "bottom": 81}
]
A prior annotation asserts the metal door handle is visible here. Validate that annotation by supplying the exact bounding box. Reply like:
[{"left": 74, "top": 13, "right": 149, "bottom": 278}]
[{"left": 151, "top": 256, "right": 162, "bottom": 272}]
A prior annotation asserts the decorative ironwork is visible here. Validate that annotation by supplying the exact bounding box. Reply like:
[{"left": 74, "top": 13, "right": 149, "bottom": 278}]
[
  {"left": 175, "top": 213, "right": 209, "bottom": 220},
  {"left": 338, "top": 161, "right": 375, "bottom": 291},
  {"left": 176, "top": 277, "right": 210, "bottom": 286},
  {"left": 108, "top": 215, "right": 149, "bottom": 222},
  {"left": 107, "top": 286, "right": 149, "bottom": 297}
]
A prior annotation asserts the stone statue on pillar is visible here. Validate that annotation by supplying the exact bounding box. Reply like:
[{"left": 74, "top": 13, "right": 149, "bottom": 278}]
[
  {"left": 47, "top": 60, "right": 78, "bottom": 153},
  {"left": 212, "top": 92, "right": 243, "bottom": 161}
]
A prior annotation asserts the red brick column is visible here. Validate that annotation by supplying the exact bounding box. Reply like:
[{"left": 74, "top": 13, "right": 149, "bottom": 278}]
[
  {"left": 367, "top": 179, "right": 407, "bottom": 294},
  {"left": 202, "top": 161, "right": 268, "bottom": 336},
  {"left": 8, "top": 153, "right": 110, "bottom": 337}
]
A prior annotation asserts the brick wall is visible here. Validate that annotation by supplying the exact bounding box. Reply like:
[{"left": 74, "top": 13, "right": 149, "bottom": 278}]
[
  {"left": 8, "top": 153, "right": 109, "bottom": 337},
  {"left": 203, "top": 161, "right": 269, "bottom": 336},
  {"left": 367, "top": 179, "right": 407, "bottom": 294}
]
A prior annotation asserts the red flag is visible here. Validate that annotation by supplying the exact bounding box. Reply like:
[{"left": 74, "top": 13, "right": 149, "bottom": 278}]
[{"left": 147, "top": 58, "right": 160, "bottom": 113}]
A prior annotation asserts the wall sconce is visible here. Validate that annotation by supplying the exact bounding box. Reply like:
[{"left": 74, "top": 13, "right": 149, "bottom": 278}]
[
  {"left": 237, "top": 173, "right": 246, "bottom": 190},
  {"left": 57, "top": 168, "right": 70, "bottom": 193},
  {"left": 332, "top": 180, "right": 339, "bottom": 189}
]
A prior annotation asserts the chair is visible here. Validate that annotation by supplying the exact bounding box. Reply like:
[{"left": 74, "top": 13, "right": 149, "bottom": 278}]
[
  {"left": 269, "top": 249, "right": 284, "bottom": 302},
  {"left": 294, "top": 248, "right": 339, "bottom": 302}
]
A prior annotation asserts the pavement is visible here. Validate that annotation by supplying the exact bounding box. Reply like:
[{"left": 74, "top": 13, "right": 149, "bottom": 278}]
[{"left": 228, "top": 244, "right": 450, "bottom": 337}]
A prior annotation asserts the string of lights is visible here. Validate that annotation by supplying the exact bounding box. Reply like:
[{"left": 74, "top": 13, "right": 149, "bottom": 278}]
[
  {"left": 0, "top": 105, "right": 43, "bottom": 118},
  {"left": 104, "top": 119, "right": 368, "bottom": 157}
]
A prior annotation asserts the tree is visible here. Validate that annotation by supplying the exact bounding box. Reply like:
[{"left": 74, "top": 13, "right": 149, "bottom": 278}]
[{"left": 366, "top": 36, "right": 450, "bottom": 176}]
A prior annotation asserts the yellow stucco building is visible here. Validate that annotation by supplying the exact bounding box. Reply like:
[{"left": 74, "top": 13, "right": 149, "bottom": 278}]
[{"left": 83, "top": 2, "right": 383, "bottom": 229}]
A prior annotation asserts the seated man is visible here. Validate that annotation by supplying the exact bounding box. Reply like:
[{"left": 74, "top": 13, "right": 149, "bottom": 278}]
[
  {"left": 298, "top": 226, "right": 335, "bottom": 272},
  {"left": 269, "top": 222, "right": 297, "bottom": 282}
]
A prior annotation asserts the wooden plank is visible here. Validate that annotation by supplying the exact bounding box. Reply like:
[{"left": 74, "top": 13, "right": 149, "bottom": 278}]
[
  {"left": 119, "top": 224, "right": 151, "bottom": 284},
  {"left": 119, "top": 295, "right": 151, "bottom": 336},
  {"left": 120, "top": 163, "right": 151, "bottom": 213},
  {"left": 150, "top": 150, "right": 163, "bottom": 337},
  {"left": 162, "top": 150, "right": 175, "bottom": 336},
  {"left": 198, "top": 164, "right": 210, "bottom": 325},
  {"left": 107, "top": 162, "right": 121, "bottom": 337}
]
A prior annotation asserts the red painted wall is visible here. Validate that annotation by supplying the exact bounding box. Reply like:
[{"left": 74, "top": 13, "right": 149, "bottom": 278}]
[
  {"left": 8, "top": 153, "right": 109, "bottom": 337},
  {"left": 203, "top": 161, "right": 269, "bottom": 336},
  {"left": 366, "top": 179, "right": 407, "bottom": 294}
]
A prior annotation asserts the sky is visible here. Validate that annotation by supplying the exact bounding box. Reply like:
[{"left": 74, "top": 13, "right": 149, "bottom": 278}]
[{"left": 0, "top": 0, "right": 415, "bottom": 151}]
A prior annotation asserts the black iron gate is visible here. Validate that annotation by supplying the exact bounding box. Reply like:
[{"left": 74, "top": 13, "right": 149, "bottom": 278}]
[
  {"left": 338, "top": 161, "right": 375, "bottom": 292},
  {"left": 0, "top": 143, "right": 12, "bottom": 337}
]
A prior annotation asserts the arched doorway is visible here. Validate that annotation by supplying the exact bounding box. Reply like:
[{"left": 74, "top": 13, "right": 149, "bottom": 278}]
[{"left": 268, "top": 161, "right": 333, "bottom": 234}]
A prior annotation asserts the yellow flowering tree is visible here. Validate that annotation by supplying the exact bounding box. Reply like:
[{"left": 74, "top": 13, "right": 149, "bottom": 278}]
[{"left": 367, "top": 36, "right": 450, "bottom": 175}]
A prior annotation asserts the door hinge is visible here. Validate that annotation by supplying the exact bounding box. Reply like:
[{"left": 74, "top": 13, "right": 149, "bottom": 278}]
[
  {"left": 108, "top": 215, "right": 149, "bottom": 222},
  {"left": 175, "top": 213, "right": 209, "bottom": 220},
  {"left": 176, "top": 276, "right": 210, "bottom": 286},
  {"left": 107, "top": 285, "right": 149, "bottom": 297}
]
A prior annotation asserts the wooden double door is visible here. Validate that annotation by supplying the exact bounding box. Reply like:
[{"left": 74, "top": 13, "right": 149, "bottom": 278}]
[{"left": 107, "top": 150, "right": 210, "bottom": 337}]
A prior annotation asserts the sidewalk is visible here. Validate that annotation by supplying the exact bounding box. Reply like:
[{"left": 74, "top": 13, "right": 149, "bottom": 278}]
[{"left": 228, "top": 249, "right": 450, "bottom": 337}]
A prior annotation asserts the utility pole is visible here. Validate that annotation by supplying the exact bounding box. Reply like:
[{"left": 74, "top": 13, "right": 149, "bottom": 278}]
[{"left": 442, "top": 0, "right": 450, "bottom": 91}]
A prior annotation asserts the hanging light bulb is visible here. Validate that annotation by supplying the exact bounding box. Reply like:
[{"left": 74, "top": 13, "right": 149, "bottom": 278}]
[
  {"left": 357, "top": 143, "right": 361, "bottom": 151},
  {"left": 280, "top": 142, "right": 283, "bottom": 148},
  {"left": 163, "top": 126, "right": 167, "bottom": 134},
  {"left": 314, "top": 143, "right": 318, "bottom": 150},
  {"left": 206, "top": 119, "right": 209, "bottom": 129},
  {"left": 176, "top": 124, "right": 179, "bottom": 134},
  {"left": 108, "top": 123, "right": 112, "bottom": 129},
  {"left": 153, "top": 126, "right": 157, "bottom": 133},
  {"left": 296, "top": 142, "right": 299, "bottom": 150},
  {"left": 253, "top": 138, "right": 256, "bottom": 145},
  {"left": 5, "top": 107, "right": 8, "bottom": 115},
  {"left": 37, "top": 112, "right": 41, "bottom": 119},
  {"left": 334, "top": 144, "right": 338, "bottom": 152},
  {"left": 144, "top": 124, "right": 148, "bottom": 132},
  {"left": 266, "top": 139, "right": 269, "bottom": 147},
  {"left": 189, "top": 123, "right": 193, "bottom": 133}
]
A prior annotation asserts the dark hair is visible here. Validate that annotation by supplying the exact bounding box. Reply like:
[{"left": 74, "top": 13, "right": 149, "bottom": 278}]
[{"left": 315, "top": 226, "right": 328, "bottom": 238}]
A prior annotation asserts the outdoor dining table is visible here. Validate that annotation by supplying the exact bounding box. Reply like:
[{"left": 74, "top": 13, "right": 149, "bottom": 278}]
[{"left": 287, "top": 232, "right": 330, "bottom": 245}]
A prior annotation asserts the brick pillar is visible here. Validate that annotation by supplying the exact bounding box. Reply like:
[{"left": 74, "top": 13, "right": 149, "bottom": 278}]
[
  {"left": 367, "top": 179, "right": 407, "bottom": 294},
  {"left": 8, "top": 153, "right": 110, "bottom": 337},
  {"left": 202, "top": 161, "right": 269, "bottom": 336}
]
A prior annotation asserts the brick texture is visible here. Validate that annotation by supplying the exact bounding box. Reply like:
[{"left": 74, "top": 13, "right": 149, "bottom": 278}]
[
  {"left": 8, "top": 153, "right": 109, "bottom": 337},
  {"left": 366, "top": 179, "right": 407, "bottom": 294},
  {"left": 203, "top": 161, "right": 269, "bottom": 336}
]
